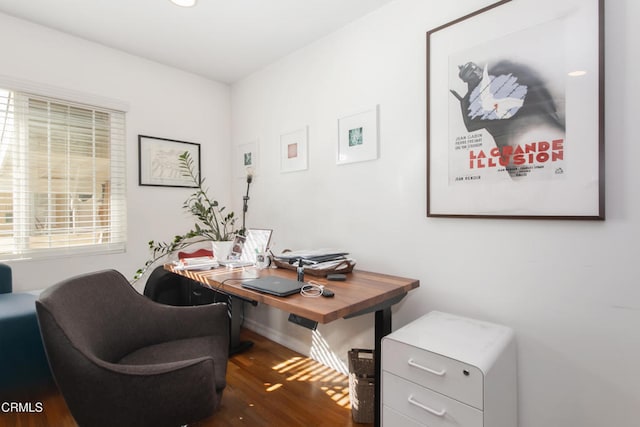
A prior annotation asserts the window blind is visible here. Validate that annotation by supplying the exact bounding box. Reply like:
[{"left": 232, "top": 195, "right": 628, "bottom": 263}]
[{"left": 0, "top": 88, "right": 126, "bottom": 260}]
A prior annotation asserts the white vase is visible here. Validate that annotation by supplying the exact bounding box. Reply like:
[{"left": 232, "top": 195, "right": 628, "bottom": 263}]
[{"left": 211, "top": 241, "right": 233, "bottom": 261}]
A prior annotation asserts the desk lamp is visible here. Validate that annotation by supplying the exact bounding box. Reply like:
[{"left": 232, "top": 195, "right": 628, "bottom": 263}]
[{"left": 240, "top": 169, "right": 253, "bottom": 236}]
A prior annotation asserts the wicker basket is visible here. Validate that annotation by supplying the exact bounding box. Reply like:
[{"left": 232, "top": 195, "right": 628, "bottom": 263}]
[
  {"left": 348, "top": 349, "right": 375, "bottom": 424},
  {"left": 272, "top": 257, "right": 355, "bottom": 277}
]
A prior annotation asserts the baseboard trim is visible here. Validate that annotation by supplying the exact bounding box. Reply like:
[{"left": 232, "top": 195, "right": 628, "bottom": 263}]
[{"left": 242, "top": 318, "right": 312, "bottom": 357}]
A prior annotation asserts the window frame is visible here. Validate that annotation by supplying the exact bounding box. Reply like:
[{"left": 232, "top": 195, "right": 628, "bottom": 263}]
[{"left": 0, "top": 77, "right": 128, "bottom": 261}]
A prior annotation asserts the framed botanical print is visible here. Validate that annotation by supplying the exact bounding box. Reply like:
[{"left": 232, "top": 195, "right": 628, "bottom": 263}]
[{"left": 138, "top": 135, "right": 200, "bottom": 188}]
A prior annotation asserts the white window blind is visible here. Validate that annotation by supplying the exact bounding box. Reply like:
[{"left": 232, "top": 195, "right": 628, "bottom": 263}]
[{"left": 0, "top": 87, "right": 126, "bottom": 260}]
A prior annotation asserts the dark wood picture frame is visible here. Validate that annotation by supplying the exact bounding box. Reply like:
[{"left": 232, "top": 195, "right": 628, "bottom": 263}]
[
  {"left": 426, "top": 0, "right": 605, "bottom": 219},
  {"left": 138, "top": 135, "right": 201, "bottom": 188}
]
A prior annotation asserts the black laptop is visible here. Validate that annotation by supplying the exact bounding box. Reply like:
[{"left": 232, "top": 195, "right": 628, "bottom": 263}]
[{"left": 242, "top": 276, "right": 303, "bottom": 297}]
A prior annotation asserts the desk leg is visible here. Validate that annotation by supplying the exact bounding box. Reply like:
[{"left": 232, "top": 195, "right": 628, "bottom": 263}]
[
  {"left": 374, "top": 307, "right": 392, "bottom": 427},
  {"left": 228, "top": 295, "right": 254, "bottom": 355}
]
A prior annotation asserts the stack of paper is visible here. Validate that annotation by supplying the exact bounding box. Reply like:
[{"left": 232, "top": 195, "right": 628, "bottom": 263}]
[
  {"left": 273, "top": 249, "right": 355, "bottom": 271},
  {"left": 274, "top": 249, "right": 348, "bottom": 263},
  {"left": 173, "top": 256, "right": 219, "bottom": 271}
]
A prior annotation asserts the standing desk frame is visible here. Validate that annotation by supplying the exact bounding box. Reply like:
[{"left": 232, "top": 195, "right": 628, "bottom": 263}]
[{"left": 166, "top": 264, "right": 419, "bottom": 426}]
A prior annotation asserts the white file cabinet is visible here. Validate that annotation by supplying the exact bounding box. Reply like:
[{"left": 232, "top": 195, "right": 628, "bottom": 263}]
[{"left": 381, "top": 311, "right": 517, "bottom": 427}]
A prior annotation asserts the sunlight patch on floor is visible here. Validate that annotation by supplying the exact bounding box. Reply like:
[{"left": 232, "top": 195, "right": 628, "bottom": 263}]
[
  {"left": 269, "top": 333, "right": 353, "bottom": 409},
  {"left": 264, "top": 383, "right": 282, "bottom": 392}
]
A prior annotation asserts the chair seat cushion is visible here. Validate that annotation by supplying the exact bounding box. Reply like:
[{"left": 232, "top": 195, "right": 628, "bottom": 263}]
[
  {"left": 0, "top": 292, "right": 38, "bottom": 317},
  {"left": 118, "top": 335, "right": 228, "bottom": 390}
]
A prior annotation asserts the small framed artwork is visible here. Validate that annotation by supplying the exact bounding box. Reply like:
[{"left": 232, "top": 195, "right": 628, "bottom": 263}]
[
  {"left": 426, "top": 0, "right": 604, "bottom": 219},
  {"left": 138, "top": 135, "right": 200, "bottom": 188},
  {"left": 235, "top": 141, "right": 259, "bottom": 178},
  {"left": 280, "top": 126, "right": 308, "bottom": 173},
  {"left": 228, "top": 234, "right": 246, "bottom": 261},
  {"left": 337, "top": 105, "right": 379, "bottom": 165}
]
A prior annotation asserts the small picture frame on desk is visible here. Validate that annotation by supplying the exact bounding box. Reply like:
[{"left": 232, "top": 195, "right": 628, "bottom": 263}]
[{"left": 228, "top": 234, "right": 246, "bottom": 260}]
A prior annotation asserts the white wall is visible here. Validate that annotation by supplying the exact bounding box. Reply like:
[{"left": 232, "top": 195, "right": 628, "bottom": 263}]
[
  {"left": 0, "top": 12, "right": 232, "bottom": 291},
  {"left": 231, "top": 0, "right": 640, "bottom": 426},
  {"left": 1, "top": 2, "right": 637, "bottom": 425}
]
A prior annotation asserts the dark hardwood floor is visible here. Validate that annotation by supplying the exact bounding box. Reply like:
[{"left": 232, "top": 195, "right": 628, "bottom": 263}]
[{"left": 0, "top": 329, "right": 372, "bottom": 427}]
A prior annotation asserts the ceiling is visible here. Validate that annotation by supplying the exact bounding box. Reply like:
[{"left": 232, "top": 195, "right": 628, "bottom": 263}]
[{"left": 0, "top": 0, "right": 395, "bottom": 84}]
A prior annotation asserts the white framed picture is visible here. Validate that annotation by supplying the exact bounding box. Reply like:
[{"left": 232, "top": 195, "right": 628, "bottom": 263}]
[
  {"left": 280, "top": 126, "right": 308, "bottom": 173},
  {"left": 235, "top": 140, "right": 258, "bottom": 178},
  {"left": 337, "top": 105, "right": 379, "bottom": 165}
]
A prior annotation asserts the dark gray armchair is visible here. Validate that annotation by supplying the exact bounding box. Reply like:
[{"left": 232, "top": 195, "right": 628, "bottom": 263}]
[{"left": 36, "top": 269, "right": 229, "bottom": 427}]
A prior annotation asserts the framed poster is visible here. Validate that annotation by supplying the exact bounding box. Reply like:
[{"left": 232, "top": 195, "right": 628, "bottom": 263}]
[
  {"left": 337, "top": 105, "right": 379, "bottom": 165},
  {"left": 138, "top": 135, "right": 200, "bottom": 188},
  {"left": 235, "top": 141, "right": 259, "bottom": 178},
  {"left": 280, "top": 126, "right": 308, "bottom": 173},
  {"left": 426, "top": 0, "right": 604, "bottom": 219}
]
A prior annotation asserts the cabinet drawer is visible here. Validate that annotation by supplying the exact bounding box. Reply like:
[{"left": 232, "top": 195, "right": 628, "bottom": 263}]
[
  {"left": 382, "top": 371, "right": 483, "bottom": 427},
  {"left": 382, "top": 337, "right": 483, "bottom": 409},
  {"left": 383, "top": 405, "right": 424, "bottom": 427}
]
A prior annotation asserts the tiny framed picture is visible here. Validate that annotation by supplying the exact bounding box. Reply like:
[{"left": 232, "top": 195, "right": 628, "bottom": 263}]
[
  {"left": 138, "top": 135, "right": 200, "bottom": 188},
  {"left": 280, "top": 126, "right": 308, "bottom": 173},
  {"left": 337, "top": 105, "right": 379, "bottom": 165},
  {"left": 228, "top": 234, "right": 246, "bottom": 261},
  {"left": 235, "top": 141, "right": 259, "bottom": 178}
]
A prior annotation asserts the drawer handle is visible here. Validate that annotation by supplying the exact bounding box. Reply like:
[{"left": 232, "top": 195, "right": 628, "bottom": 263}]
[
  {"left": 408, "top": 394, "right": 447, "bottom": 417},
  {"left": 407, "top": 358, "right": 446, "bottom": 376}
]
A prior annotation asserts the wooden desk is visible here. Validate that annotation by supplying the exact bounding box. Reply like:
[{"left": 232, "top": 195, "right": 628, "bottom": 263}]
[{"left": 166, "top": 264, "right": 419, "bottom": 426}]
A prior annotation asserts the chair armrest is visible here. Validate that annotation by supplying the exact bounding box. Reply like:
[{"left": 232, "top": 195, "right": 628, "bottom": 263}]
[{"left": 137, "top": 301, "right": 229, "bottom": 343}]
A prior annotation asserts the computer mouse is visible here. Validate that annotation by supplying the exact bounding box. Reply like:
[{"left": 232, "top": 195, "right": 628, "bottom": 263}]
[{"left": 322, "top": 289, "right": 335, "bottom": 298}]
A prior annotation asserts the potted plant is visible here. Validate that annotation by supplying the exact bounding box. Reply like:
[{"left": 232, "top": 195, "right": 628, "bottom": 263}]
[{"left": 133, "top": 151, "right": 250, "bottom": 282}]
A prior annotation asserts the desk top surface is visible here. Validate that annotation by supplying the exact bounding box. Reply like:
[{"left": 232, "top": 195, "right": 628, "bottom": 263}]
[{"left": 166, "top": 265, "right": 420, "bottom": 324}]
